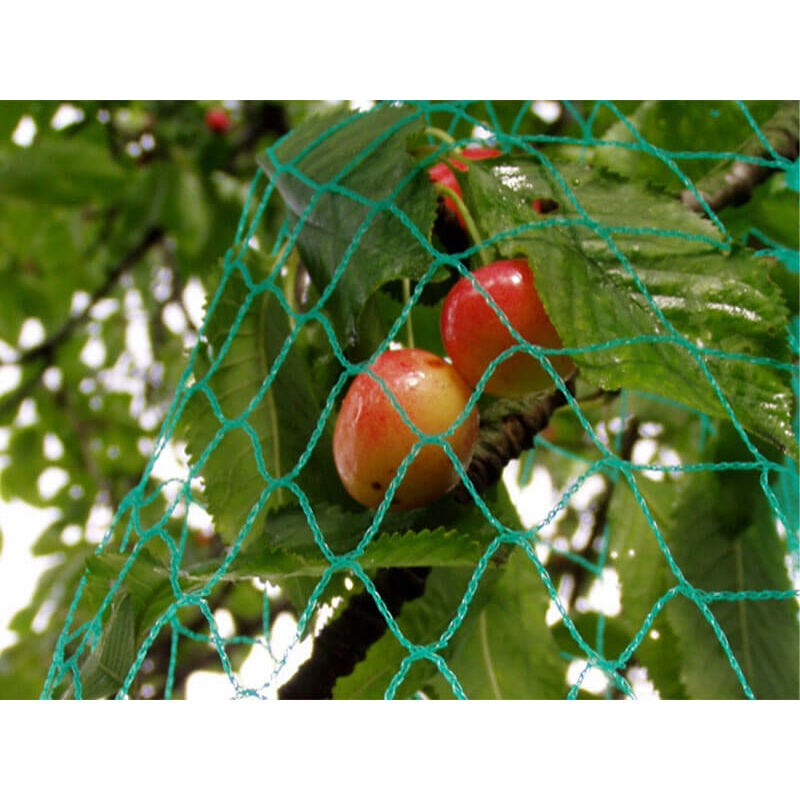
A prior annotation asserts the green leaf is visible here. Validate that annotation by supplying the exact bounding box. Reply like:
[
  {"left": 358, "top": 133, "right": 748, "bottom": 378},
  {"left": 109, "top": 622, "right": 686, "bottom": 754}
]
[
  {"left": 69, "top": 593, "right": 136, "bottom": 699},
  {"left": 1, "top": 426, "right": 46, "bottom": 505},
  {"left": 162, "top": 163, "right": 212, "bottom": 258},
  {"left": 629, "top": 617, "right": 688, "bottom": 700},
  {"left": 228, "top": 501, "right": 497, "bottom": 581},
  {"left": 83, "top": 548, "right": 187, "bottom": 641},
  {"left": 607, "top": 473, "right": 689, "bottom": 699},
  {"left": 0, "top": 101, "right": 31, "bottom": 139},
  {"left": 463, "top": 158, "right": 795, "bottom": 456},
  {"left": 0, "top": 200, "right": 102, "bottom": 340},
  {"left": 608, "top": 422, "right": 799, "bottom": 699},
  {"left": 426, "top": 547, "right": 567, "bottom": 699},
  {"left": 471, "top": 156, "right": 726, "bottom": 258},
  {"left": 0, "top": 634, "right": 57, "bottom": 699},
  {"left": 258, "top": 103, "right": 437, "bottom": 350},
  {"left": 662, "top": 429, "right": 800, "bottom": 699},
  {"left": 331, "top": 483, "right": 524, "bottom": 699},
  {"left": 0, "top": 136, "right": 127, "bottom": 206},
  {"left": 594, "top": 100, "right": 784, "bottom": 191},
  {"left": 196, "top": 489, "right": 507, "bottom": 584},
  {"left": 241, "top": 495, "right": 509, "bottom": 642},
  {"left": 182, "top": 255, "right": 343, "bottom": 545},
  {"left": 720, "top": 172, "right": 800, "bottom": 251},
  {"left": 331, "top": 566, "right": 492, "bottom": 699}
]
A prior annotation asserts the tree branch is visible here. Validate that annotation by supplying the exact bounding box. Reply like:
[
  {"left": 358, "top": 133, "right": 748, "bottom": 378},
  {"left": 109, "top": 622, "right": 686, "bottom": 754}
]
[
  {"left": 15, "top": 225, "right": 165, "bottom": 367},
  {"left": 681, "top": 102, "right": 799, "bottom": 216},
  {"left": 0, "top": 225, "right": 165, "bottom": 420},
  {"left": 452, "top": 376, "right": 577, "bottom": 504},
  {"left": 277, "top": 566, "right": 431, "bottom": 699},
  {"left": 547, "top": 415, "right": 641, "bottom": 606}
]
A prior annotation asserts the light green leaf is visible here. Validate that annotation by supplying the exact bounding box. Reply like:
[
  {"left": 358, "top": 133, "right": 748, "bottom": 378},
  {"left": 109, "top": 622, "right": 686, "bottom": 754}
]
[
  {"left": 607, "top": 473, "right": 688, "bottom": 698},
  {"left": 426, "top": 547, "right": 567, "bottom": 699},
  {"left": 69, "top": 593, "right": 136, "bottom": 699}
]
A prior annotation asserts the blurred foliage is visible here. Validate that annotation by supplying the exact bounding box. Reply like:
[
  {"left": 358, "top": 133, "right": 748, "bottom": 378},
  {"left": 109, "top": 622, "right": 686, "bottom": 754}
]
[{"left": 0, "top": 100, "right": 318, "bottom": 698}]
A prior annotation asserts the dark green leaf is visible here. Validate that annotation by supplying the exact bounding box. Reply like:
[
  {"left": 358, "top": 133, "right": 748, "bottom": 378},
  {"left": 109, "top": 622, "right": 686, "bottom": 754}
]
[
  {"left": 662, "top": 429, "right": 799, "bottom": 699},
  {"left": 200, "top": 494, "right": 505, "bottom": 583},
  {"left": 259, "top": 103, "right": 437, "bottom": 350}
]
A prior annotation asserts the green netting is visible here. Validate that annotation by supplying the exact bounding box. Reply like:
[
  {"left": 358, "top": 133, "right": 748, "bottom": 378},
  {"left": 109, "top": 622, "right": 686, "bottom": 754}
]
[{"left": 42, "top": 100, "right": 799, "bottom": 700}]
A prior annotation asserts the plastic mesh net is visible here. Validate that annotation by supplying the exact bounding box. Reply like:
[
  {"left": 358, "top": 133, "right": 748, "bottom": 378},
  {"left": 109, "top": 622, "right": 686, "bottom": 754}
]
[{"left": 42, "top": 100, "right": 799, "bottom": 700}]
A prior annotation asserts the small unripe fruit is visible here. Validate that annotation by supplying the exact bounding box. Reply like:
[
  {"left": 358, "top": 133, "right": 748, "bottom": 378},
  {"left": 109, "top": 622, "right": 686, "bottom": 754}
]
[
  {"left": 428, "top": 146, "right": 502, "bottom": 228},
  {"left": 333, "top": 348, "right": 479, "bottom": 510},
  {"left": 440, "top": 259, "right": 574, "bottom": 397}
]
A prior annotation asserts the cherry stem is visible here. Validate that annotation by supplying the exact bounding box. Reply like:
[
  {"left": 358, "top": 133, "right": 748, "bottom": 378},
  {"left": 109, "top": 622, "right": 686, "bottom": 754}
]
[
  {"left": 279, "top": 245, "right": 302, "bottom": 316},
  {"left": 402, "top": 278, "right": 415, "bottom": 348},
  {"left": 423, "top": 126, "right": 492, "bottom": 265},
  {"left": 423, "top": 126, "right": 457, "bottom": 147},
  {"left": 436, "top": 185, "right": 492, "bottom": 267}
]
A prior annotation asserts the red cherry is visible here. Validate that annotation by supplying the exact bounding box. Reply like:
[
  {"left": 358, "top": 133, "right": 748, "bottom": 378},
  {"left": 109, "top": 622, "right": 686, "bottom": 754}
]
[
  {"left": 440, "top": 258, "right": 574, "bottom": 397},
  {"left": 333, "top": 348, "right": 479, "bottom": 510},
  {"left": 428, "top": 146, "right": 502, "bottom": 228},
  {"left": 205, "top": 107, "right": 231, "bottom": 134}
]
